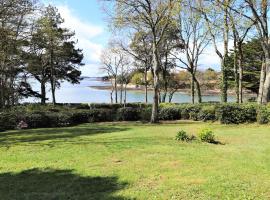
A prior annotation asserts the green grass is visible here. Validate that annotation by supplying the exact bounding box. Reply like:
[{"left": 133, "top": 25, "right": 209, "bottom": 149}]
[{"left": 0, "top": 121, "right": 270, "bottom": 199}]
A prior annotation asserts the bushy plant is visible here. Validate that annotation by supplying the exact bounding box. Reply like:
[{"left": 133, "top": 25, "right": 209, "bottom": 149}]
[
  {"left": 198, "top": 105, "right": 217, "bottom": 121},
  {"left": 180, "top": 104, "right": 202, "bottom": 120},
  {"left": 175, "top": 130, "right": 189, "bottom": 141},
  {"left": 198, "top": 128, "right": 215, "bottom": 143},
  {"left": 216, "top": 103, "right": 257, "bottom": 124},
  {"left": 257, "top": 106, "right": 270, "bottom": 124},
  {"left": 159, "top": 107, "right": 181, "bottom": 120},
  {"left": 117, "top": 107, "right": 140, "bottom": 121}
]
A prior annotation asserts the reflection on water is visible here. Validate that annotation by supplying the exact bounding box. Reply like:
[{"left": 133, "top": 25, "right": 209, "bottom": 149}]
[{"left": 23, "top": 77, "right": 235, "bottom": 103}]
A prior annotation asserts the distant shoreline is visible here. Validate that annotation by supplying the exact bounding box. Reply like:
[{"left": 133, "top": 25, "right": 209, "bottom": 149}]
[{"left": 89, "top": 84, "right": 253, "bottom": 96}]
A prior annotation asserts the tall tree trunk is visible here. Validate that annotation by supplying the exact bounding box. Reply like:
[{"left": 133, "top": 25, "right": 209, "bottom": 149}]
[
  {"left": 144, "top": 67, "right": 148, "bottom": 103},
  {"left": 221, "top": 57, "right": 228, "bottom": 103},
  {"left": 50, "top": 78, "right": 56, "bottom": 105},
  {"left": 120, "top": 83, "right": 123, "bottom": 104},
  {"left": 114, "top": 77, "right": 118, "bottom": 103},
  {"left": 238, "top": 45, "right": 244, "bottom": 103},
  {"left": 124, "top": 84, "right": 127, "bottom": 107},
  {"left": 191, "top": 76, "right": 195, "bottom": 104},
  {"left": 258, "top": 62, "right": 266, "bottom": 104},
  {"left": 233, "top": 41, "right": 239, "bottom": 103},
  {"left": 261, "top": 55, "right": 270, "bottom": 104},
  {"left": 41, "top": 81, "right": 46, "bottom": 105},
  {"left": 194, "top": 75, "right": 202, "bottom": 103},
  {"left": 151, "top": 45, "right": 160, "bottom": 123}
]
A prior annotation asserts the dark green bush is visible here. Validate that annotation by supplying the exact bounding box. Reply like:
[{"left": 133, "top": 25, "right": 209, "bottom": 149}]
[
  {"left": 175, "top": 130, "right": 191, "bottom": 142},
  {"left": 159, "top": 107, "right": 181, "bottom": 120},
  {"left": 257, "top": 106, "right": 270, "bottom": 124},
  {"left": 180, "top": 104, "right": 202, "bottom": 120},
  {"left": 117, "top": 107, "right": 140, "bottom": 121},
  {"left": 216, "top": 103, "right": 257, "bottom": 124},
  {"left": 87, "top": 109, "right": 115, "bottom": 122},
  {"left": 198, "top": 105, "right": 217, "bottom": 122},
  {"left": 0, "top": 112, "right": 17, "bottom": 131}
]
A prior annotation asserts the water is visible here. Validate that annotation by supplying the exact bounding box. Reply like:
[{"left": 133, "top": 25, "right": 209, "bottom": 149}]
[{"left": 23, "top": 77, "right": 235, "bottom": 103}]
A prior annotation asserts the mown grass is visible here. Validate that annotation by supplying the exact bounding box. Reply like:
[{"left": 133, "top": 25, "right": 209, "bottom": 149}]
[{"left": 0, "top": 121, "right": 270, "bottom": 199}]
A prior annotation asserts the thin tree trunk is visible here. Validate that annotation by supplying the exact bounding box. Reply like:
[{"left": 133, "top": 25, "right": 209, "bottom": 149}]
[
  {"left": 144, "top": 67, "right": 148, "bottom": 103},
  {"left": 151, "top": 45, "right": 160, "bottom": 123},
  {"left": 194, "top": 76, "right": 202, "bottom": 103},
  {"left": 120, "top": 83, "right": 123, "bottom": 104},
  {"left": 50, "top": 78, "right": 56, "bottom": 105},
  {"left": 124, "top": 84, "right": 127, "bottom": 107},
  {"left": 238, "top": 45, "right": 244, "bottom": 103},
  {"left": 191, "top": 76, "right": 195, "bottom": 104},
  {"left": 114, "top": 77, "right": 118, "bottom": 103},
  {"left": 41, "top": 81, "right": 46, "bottom": 105},
  {"left": 233, "top": 41, "right": 239, "bottom": 103}
]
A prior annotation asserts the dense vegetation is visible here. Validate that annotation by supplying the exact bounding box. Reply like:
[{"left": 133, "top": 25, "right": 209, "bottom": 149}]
[{"left": 1, "top": 103, "right": 270, "bottom": 131}]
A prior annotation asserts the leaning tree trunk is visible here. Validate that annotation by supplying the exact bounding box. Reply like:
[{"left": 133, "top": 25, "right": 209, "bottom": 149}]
[
  {"left": 221, "top": 56, "right": 228, "bottom": 103},
  {"left": 151, "top": 45, "right": 160, "bottom": 123}
]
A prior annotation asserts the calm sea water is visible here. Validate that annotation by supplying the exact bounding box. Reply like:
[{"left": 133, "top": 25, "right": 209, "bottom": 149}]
[{"left": 23, "top": 77, "right": 235, "bottom": 103}]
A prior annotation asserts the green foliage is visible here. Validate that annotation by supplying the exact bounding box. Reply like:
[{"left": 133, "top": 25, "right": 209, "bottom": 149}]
[
  {"left": 257, "top": 106, "right": 270, "bottom": 124},
  {"left": 117, "top": 107, "right": 140, "bottom": 121},
  {"left": 159, "top": 107, "right": 181, "bottom": 120},
  {"left": 216, "top": 103, "right": 257, "bottom": 124},
  {"left": 175, "top": 130, "right": 189, "bottom": 141},
  {"left": 198, "top": 105, "right": 217, "bottom": 121},
  {"left": 198, "top": 128, "right": 215, "bottom": 143}
]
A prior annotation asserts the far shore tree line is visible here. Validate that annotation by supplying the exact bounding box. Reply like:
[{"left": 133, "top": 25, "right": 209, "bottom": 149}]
[
  {"left": 0, "top": 0, "right": 84, "bottom": 108},
  {"left": 100, "top": 0, "right": 270, "bottom": 123}
]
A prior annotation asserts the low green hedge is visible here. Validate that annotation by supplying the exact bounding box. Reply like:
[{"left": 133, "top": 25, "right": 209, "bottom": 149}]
[{"left": 0, "top": 103, "right": 269, "bottom": 131}]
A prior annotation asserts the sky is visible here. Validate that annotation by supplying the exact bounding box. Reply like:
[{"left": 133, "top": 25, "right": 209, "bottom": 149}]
[{"left": 42, "top": 0, "right": 222, "bottom": 77}]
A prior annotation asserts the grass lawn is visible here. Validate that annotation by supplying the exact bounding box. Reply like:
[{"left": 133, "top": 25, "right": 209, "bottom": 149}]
[{"left": 0, "top": 121, "right": 270, "bottom": 199}]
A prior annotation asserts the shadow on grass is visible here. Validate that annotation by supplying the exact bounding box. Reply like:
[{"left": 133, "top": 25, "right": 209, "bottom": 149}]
[
  {"left": 0, "top": 124, "right": 130, "bottom": 146},
  {"left": 0, "top": 168, "right": 131, "bottom": 200}
]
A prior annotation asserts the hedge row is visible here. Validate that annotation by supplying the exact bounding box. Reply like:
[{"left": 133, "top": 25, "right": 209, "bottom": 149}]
[{"left": 0, "top": 103, "right": 269, "bottom": 131}]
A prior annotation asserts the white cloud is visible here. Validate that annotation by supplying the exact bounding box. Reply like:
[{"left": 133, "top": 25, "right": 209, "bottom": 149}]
[{"left": 56, "top": 5, "right": 105, "bottom": 76}]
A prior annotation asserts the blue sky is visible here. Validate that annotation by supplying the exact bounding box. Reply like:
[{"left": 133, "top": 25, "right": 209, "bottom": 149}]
[{"left": 42, "top": 0, "right": 221, "bottom": 76}]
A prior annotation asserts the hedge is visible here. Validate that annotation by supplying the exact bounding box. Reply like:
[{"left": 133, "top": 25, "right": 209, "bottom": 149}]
[{"left": 0, "top": 103, "right": 269, "bottom": 131}]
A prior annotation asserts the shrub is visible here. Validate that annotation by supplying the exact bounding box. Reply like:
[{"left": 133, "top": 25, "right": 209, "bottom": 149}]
[
  {"left": 0, "top": 112, "right": 17, "bottom": 131},
  {"left": 87, "top": 109, "right": 115, "bottom": 122},
  {"left": 198, "top": 128, "right": 215, "bottom": 143},
  {"left": 117, "top": 107, "right": 140, "bottom": 121},
  {"left": 175, "top": 130, "right": 189, "bottom": 141},
  {"left": 159, "top": 107, "right": 181, "bottom": 120},
  {"left": 257, "top": 106, "right": 270, "bottom": 124},
  {"left": 216, "top": 103, "right": 257, "bottom": 124},
  {"left": 180, "top": 104, "right": 202, "bottom": 120},
  {"left": 198, "top": 105, "right": 217, "bottom": 121},
  {"left": 140, "top": 106, "right": 152, "bottom": 121}
]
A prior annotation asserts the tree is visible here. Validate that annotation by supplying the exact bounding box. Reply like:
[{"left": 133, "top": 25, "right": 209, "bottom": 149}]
[
  {"left": 26, "top": 5, "right": 83, "bottom": 104},
  {"left": 104, "top": 0, "right": 180, "bottom": 122},
  {"left": 171, "top": 0, "right": 210, "bottom": 103},
  {"left": 100, "top": 46, "right": 129, "bottom": 104},
  {"left": 227, "top": 38, "right": 263, "bottom": 95},
  {"left": 0, "top": 0, "right": 35, "bottom": 108},
  {"left": 198, "top": 0, "right": 231, "bottom": 103}
]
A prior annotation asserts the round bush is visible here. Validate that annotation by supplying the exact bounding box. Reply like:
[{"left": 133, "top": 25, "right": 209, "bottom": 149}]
[
  {"left": 175, "top": 130, "right": 189, "bottom": 141},
  {"left": 198, "top": 128, "right": 215, "bottom": 143}
]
